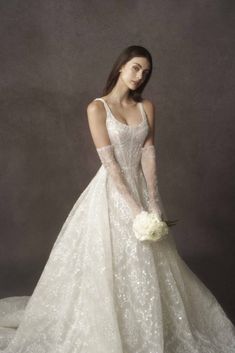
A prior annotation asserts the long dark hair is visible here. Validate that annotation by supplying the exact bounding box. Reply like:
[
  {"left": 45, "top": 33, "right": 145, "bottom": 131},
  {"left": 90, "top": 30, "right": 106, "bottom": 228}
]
[{"left": 102, "top": 45, "right": 153, "bottom": 102}]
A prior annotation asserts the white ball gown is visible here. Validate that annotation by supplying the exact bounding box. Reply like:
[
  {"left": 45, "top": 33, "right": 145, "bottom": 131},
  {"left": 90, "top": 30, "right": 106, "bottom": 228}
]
[{"left": 0, "top": 97, "right": 234, "bottom": 353}]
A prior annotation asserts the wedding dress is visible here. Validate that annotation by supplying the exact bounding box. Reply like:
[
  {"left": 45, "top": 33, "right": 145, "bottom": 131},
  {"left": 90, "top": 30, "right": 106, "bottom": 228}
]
[{"left": 0, "top": 97, "right": 234, "bottom": 353}]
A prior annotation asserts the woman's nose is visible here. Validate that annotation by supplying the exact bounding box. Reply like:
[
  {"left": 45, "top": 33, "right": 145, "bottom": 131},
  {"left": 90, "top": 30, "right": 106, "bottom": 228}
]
[{"left": 136, "top": 72, "right": 143, "bottom": 80}]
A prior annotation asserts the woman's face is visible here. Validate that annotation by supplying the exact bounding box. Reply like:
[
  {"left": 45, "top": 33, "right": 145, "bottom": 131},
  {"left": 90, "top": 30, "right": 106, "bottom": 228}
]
[{"left": 119, "top": 56, "right": 151, "bottom": 90}]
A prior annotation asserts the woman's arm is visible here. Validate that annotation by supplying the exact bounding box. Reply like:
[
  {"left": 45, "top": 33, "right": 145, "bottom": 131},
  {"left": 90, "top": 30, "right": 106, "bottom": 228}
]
[
  {"left": 141, "top": 100, "right": 179, "bottom": 227},
  {"left": 87, "top": 100, "right": 143, "bottom": 217},
  {"left": 140, "top": 99, "right": 164, "bottom": 220}
]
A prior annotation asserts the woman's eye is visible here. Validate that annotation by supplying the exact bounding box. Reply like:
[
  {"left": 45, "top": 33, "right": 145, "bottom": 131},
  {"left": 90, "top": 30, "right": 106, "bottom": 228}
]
[{"left": 133, "top": 66, "right": 139, "bottom": 71}]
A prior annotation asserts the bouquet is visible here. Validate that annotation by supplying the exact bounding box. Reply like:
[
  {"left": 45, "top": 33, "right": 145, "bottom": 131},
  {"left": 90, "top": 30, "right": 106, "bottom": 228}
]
[{"left": 132, "top": 211, "right": 169, "bottom": 242}]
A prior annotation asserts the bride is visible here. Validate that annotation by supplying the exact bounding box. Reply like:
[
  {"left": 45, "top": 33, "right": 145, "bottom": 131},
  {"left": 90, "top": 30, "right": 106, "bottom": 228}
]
[{"left": 0, "top": 45, "right": 234, "bottom": 353}]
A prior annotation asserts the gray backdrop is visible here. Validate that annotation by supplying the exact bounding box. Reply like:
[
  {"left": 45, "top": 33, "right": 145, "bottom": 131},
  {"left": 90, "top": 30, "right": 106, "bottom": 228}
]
[{"left": 0, "top": 1, "right": 234, "bottom": 324}]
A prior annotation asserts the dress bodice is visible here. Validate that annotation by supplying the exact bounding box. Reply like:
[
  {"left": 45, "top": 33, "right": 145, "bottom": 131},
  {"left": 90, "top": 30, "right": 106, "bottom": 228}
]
[{"left": 94, "top": 98, "right": 149, "bottom": 171}]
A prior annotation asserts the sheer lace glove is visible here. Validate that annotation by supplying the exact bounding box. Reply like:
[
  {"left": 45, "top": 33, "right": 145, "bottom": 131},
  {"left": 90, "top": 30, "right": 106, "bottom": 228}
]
[
  {"left": 141, "top": 145, "right": 163, "bottom": 221},
  {"left": 96, "top": 144, "right": 143, "bottom": 217}
]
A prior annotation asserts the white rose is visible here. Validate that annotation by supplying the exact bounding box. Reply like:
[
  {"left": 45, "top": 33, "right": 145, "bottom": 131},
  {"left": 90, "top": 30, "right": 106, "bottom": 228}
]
[{"left": 132, "top": 211, "right": 168, "bottom": 242}]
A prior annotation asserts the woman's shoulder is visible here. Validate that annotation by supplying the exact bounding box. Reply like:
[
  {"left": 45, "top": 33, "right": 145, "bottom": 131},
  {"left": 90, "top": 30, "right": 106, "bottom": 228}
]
[
  {"left": 86, "top": 98, "right": 106, "bottom": 124},
  {"left": 141, "top": 98, "right": 155, "bottom": 110},
  {"left": 141, "top": 98, "right": 155, "bottom": 121},
  {"left": 87, "top": 98, "right": 105, "bottom": 112}
]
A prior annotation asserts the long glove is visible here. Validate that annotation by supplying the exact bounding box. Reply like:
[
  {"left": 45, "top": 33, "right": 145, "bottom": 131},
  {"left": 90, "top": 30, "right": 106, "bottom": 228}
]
[
  {"left": 96, "top": 144, "right": 143, "bottom": 217},
  {"left": 141, "top": 144, "right": 164, "bottom": 221}
]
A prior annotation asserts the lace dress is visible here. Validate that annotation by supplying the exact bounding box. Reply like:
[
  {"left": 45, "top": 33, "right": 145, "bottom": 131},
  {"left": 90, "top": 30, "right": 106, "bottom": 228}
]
[{"left": 0, "top": 97, "right": 234, "bottom": 353}]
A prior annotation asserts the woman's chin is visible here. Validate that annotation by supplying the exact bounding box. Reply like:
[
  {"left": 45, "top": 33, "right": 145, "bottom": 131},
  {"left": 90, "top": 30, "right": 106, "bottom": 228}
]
[{"left": 129, "top": 84, "right": 138, "bottom": 91}]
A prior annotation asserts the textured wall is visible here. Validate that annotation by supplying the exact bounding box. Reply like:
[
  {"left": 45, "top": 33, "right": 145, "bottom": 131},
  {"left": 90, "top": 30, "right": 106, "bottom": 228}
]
[{"left": 0, "top": 1, "right": 234, "bottom": 323}]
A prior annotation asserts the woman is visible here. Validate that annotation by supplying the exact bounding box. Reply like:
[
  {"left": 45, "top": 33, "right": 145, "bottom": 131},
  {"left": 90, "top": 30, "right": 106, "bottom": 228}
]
[{"left": 0, "top": 45, "right": 234, "bottom": 353}]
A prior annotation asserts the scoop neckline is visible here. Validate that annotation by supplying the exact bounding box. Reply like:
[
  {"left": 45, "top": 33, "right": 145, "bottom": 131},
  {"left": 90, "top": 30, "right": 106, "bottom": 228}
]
[{"left": 97, "top": 97, "right": 145, "bottom": 128}]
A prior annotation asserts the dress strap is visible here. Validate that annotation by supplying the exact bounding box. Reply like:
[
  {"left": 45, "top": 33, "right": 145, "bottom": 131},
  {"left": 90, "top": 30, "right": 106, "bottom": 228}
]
[
  {"left": 139, "top": 101, "right": 146, "bottom": 121},
  {"left": 94, "top": 98, "right": 110, "bottom": 116}
]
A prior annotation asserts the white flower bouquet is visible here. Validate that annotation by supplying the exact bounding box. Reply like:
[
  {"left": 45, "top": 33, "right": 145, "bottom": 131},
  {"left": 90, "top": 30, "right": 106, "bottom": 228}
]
[{"left": 132, "top": 211, "right": 169, "bottom": 242}]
